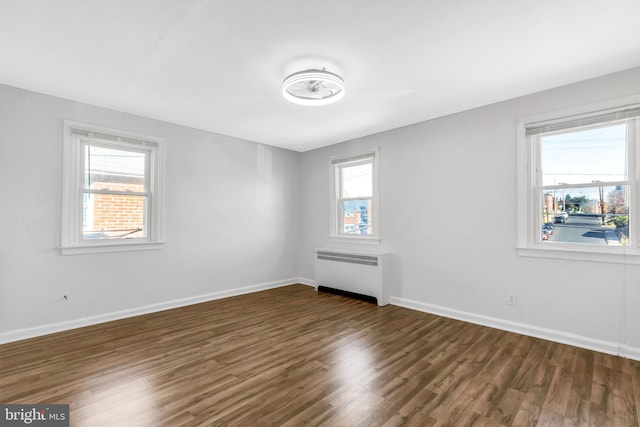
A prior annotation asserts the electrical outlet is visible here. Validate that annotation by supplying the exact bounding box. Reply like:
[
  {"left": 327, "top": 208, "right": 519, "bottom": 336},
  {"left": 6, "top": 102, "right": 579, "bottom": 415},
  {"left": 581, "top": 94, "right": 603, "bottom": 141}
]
[{"left": 507, "top": 292, "right": 517, "bottom": 306}]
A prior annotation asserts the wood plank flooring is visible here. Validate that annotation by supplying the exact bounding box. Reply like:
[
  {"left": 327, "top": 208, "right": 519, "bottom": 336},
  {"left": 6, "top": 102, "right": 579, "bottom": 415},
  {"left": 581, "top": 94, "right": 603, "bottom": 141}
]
[{"left": 1, "top": 284, "right": 639, "bottom": 426}]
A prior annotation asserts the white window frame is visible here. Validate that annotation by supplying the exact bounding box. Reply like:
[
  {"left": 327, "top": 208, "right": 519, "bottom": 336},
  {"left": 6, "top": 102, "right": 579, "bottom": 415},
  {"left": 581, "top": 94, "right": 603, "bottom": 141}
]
[
  {"left": 330, "top": 149, "right": 380, "bottom": 243},
  {"left": 60, "top": 121, "right": 165, "bottom": 255},
  {"left": 517, "top": 96, "right": 640, "bottom": 264}
]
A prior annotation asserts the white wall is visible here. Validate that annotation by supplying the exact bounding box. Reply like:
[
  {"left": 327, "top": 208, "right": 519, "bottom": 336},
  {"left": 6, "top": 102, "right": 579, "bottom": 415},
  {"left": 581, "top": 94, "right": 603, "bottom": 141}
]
[
  {"left": 0, "top": 84, "right": 301, "bottom": 337},
  {"left": 298, "top": 67, "right": 640, "bottom": 358}
]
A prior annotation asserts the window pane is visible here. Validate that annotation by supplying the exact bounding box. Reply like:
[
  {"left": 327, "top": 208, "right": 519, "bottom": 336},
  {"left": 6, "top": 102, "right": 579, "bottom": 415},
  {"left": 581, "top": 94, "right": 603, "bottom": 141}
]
[
  {"left": 341, "top": 199, "right": 372, "bottom": 235},
  {"left": 540, "top": 185, "right": 629, "bottom": 246},
  {"left": 84, "top": 145, "right": 147, "bottom": 191},
  {"left": 83, "top": 193, "right": 147, "bottom": 239},
  {"left": 541, "top": 124, "right": 627, "bottom": 186},
  {"left": 341, "top": 163, "right": 372, "bottom": 198}
]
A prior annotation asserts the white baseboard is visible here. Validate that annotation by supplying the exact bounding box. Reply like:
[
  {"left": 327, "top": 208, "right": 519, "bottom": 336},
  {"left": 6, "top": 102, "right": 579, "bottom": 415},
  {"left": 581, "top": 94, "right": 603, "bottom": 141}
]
[
  {"left": 8, "top": 281, "right": 635, "bottom": 362},
  {"left": 390, "top": 296, "right": 640, "bottom": 362},
  {"left": 296, "top": 277, "right": 318, "bottom": 288},
  {"left": 0, "top": 278, "right": 314, "bottom": 345}
]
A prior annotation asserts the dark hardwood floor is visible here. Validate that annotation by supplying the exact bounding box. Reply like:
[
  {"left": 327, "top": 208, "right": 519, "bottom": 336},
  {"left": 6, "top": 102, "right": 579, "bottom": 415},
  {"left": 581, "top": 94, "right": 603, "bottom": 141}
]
[{"left": 1, "top": 284, "right": 638, "bottom": 426}]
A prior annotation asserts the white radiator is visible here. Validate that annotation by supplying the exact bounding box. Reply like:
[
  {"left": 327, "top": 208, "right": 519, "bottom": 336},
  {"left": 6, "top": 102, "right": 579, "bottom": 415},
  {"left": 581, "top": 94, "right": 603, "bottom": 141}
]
[{"left": 314, "top": 248, "right": 393, "bottom": 306}]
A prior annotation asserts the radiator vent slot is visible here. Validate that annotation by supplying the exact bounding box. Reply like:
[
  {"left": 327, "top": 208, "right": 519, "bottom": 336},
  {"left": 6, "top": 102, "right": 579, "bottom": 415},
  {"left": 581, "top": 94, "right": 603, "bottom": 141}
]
[{"left": 316, "top": 251, "right": 379, "bottom": 266}]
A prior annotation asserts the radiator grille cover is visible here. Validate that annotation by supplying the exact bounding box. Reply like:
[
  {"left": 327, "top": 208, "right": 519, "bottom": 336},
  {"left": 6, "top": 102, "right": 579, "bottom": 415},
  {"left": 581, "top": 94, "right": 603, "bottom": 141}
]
[
  {"left": 316, "top": 250, "right": 378, "bottom": 266},
  {"left": 314, "top": 248, "right": 392, "bottom": 306}
]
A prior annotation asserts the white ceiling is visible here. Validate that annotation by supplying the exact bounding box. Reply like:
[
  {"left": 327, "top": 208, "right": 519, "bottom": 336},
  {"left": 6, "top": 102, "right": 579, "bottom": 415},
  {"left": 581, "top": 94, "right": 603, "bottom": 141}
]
[{"left": 1, "top": 1, "right": 640, "bottom": 152}]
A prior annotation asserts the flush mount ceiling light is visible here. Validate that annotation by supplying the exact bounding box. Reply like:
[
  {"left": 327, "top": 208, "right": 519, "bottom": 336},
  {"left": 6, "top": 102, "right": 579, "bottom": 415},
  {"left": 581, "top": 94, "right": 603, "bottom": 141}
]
[{"left": 282, "top": 68, "right": 345, "bottom": 106}]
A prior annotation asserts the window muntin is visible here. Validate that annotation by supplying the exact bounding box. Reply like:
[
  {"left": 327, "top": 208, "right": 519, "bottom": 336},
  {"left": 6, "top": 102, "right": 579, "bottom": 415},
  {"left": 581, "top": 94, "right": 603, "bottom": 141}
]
[
  {"left": 338, "top": 160, "right": 373, "bottom": 235},
  {"left": 61, "top": 122, "right": 164, "bottom": 254},
  {"left": 518, "top": 106, "right": 640, "bottom": 262},
  {"left": 332, "top": 151, "right": 378, "bottom": 239},
  {"left": 534, "top": 121, "right": 632, "bottom": 247},
  {"left": 82, "top": 143, "right": 149, "bottom": 240},
  {"left": 518, "top": 102, "right": 640, "bottom": 259}
]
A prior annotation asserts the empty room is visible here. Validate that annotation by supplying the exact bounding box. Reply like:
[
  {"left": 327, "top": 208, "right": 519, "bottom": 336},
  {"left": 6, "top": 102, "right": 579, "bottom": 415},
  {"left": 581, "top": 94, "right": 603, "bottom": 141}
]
[{"left": 1, "top": 1, "right": 640, "bottom": 426}]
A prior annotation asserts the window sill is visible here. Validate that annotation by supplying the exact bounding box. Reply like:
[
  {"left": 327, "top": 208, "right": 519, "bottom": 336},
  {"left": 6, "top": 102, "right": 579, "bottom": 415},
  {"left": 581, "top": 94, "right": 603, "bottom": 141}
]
[
  {"left": 329, "top": 235, "right": 381, "bottom": 245},
  {"left": 60, "top": 241, "right": 165, "bottom": 256},
  {"left": 516, "top": 245, "right": 640, "bottom": 264}
]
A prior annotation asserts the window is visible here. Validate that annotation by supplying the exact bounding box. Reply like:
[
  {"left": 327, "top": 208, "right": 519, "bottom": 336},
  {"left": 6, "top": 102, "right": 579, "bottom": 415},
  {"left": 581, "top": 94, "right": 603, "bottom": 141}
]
[
  {"left": 331, "top": 150, "right": 379, "bottom": 240},
  {"left": 61, "top": 121, "right": 164, "bottom": 255},
  {"left": 517, "top": 102, "right": 640, "bottom": 262}
]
